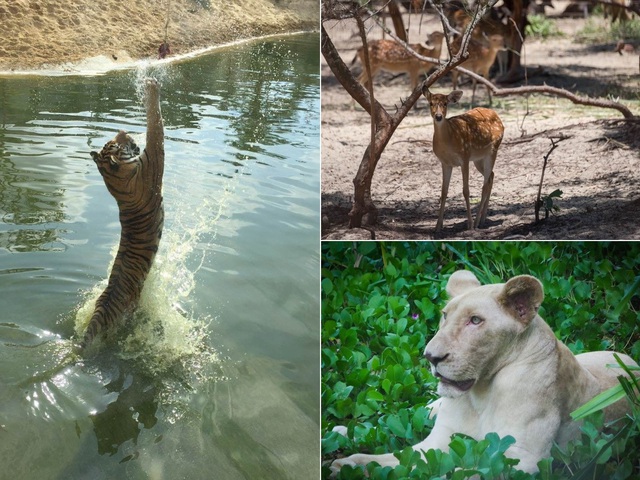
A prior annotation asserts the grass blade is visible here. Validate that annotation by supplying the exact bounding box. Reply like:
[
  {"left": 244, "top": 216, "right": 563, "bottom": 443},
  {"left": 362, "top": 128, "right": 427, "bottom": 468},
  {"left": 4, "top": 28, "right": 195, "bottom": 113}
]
[{"left": 571, "top": 384, "right": 627, "bottom": 420}]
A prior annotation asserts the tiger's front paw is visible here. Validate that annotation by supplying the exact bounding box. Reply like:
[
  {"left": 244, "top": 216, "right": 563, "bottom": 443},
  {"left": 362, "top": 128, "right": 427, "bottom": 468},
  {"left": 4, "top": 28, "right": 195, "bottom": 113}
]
[{"left": 144, "top": 77, "right": 160, "bottom": 94}]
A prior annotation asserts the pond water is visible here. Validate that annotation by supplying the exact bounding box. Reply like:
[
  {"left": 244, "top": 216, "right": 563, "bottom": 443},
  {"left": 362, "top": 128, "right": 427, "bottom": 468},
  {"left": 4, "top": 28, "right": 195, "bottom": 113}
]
[{"left": 0, "top": 33, "right": 319, "bottom": 479}]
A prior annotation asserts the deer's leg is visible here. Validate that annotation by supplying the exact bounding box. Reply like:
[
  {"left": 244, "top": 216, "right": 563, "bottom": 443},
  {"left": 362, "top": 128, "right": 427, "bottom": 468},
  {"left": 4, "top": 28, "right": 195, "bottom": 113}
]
[
  {"left": 486, "top": 82, "right": 493, "bottom": 106},
  {"left": 474, "top": 157, "right": 495, "bottom": 228},
  {"left": 461, "top": 160, "right": 473, "bottom": 230},
  {"left": 357, "top": 68, "right": 367, "bottom": 87},
  {"left": 410, "top": 71, "right": 421, "bottom": 110},
  {"left": 476, "top": 171, "right": 494, "bottom": 228},
  {"left": 451, "top": 70, "right": 459, "bottom": 90},
  {"left": 410, "top": 70, "right": 418, "bottom": 91},
  {"left": 358, "top": 65, "right": 378, "bottom": 92},
  {"left": 471, "top": 79, "right": 478, "bottom": 107},
  {"left": 436, "top": 164, "right": 453, "bottom": 232}
]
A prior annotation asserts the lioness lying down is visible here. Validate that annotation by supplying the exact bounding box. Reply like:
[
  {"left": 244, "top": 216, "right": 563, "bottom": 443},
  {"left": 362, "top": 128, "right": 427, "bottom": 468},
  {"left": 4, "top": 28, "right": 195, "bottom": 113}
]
[{"left": 331, "top": 271, "right": 638, "bottom": 474}]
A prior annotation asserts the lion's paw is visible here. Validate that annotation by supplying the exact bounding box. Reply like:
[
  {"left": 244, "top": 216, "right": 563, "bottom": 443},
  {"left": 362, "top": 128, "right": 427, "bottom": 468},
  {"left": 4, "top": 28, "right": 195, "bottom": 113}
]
[{"left": 330, "top": 456, "right": 360, "bottom": 477}]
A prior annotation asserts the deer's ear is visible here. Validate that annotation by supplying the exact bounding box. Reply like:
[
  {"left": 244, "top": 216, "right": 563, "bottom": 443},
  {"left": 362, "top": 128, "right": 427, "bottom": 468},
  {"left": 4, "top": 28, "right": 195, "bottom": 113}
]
[
  {"left": 422, "top": 85, "right": 431, "bottom": 99},
  {"left": 448, "top": 90, "right": 463, "bottom": 103}
]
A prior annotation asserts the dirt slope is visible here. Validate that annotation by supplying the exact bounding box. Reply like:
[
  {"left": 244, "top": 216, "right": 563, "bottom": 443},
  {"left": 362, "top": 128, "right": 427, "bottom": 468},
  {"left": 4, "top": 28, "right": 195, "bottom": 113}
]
[{"left": 0, "top": 0, "right": 317, "bottom": 70}]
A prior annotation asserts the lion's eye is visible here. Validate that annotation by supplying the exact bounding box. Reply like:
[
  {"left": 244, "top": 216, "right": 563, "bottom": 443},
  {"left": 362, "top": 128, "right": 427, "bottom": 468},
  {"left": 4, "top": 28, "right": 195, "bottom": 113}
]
[{"left": 469, "top": 316, "right": 483, "bottom": 325}]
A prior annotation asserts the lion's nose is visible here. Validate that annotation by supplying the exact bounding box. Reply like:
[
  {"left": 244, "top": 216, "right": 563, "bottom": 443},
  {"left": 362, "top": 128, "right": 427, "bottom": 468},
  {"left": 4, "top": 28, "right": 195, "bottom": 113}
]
[{"left": 425, "top": 351, "right": 449, "bottom": 366}]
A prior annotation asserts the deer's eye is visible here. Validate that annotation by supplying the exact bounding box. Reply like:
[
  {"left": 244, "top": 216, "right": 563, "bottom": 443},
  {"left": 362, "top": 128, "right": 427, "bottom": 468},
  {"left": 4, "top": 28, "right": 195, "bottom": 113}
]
[{"left": 469, "top": 316, "right": 483, "bottom": 326}]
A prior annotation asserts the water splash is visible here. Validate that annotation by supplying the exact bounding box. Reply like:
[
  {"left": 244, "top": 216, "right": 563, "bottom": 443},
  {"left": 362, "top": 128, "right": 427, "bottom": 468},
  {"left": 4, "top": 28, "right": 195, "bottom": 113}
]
[
  {"left": 74, "top": 193, "right": 233, "bottom": 377},
  {"left": 74, "top": 63, "right": 246, "bottom": 384},
  {"left": 131, "top": 64, "right": 175, "bottom": 101}
]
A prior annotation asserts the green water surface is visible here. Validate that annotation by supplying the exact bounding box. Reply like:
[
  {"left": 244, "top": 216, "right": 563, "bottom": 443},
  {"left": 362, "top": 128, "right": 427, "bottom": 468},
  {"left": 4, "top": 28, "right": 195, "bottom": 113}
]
[{"left": 0, "top": 33, "right": 319, "bottom": 479}]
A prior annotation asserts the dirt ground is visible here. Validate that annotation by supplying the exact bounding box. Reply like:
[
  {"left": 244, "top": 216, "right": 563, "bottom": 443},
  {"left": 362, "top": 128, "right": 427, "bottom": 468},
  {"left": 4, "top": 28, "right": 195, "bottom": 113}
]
[
  {"left": 0, "top": 0, "right": 317, "bottom": 71},
  {"left": 321, "top": 9, "right": 640, "bottom": 240}
]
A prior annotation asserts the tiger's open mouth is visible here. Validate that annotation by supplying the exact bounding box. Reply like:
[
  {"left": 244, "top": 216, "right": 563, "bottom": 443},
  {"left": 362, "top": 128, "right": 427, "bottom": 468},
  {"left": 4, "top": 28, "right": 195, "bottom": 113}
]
[{"left": 435, "top": 372, "right": 475, "bottom": 391}]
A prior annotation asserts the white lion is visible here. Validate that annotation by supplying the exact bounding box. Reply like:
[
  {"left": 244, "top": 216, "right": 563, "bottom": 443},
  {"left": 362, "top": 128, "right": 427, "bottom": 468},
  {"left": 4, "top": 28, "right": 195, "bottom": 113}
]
[{"left": 331, "top": 270, "right": 638, "bottom": 474}]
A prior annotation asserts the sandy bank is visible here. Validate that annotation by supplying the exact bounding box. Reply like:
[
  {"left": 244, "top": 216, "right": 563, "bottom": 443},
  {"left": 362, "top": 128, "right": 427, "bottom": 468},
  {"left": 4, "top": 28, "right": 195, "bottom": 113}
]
[{"left": 0, "top": 0, "right": 318, "bottom": 72}]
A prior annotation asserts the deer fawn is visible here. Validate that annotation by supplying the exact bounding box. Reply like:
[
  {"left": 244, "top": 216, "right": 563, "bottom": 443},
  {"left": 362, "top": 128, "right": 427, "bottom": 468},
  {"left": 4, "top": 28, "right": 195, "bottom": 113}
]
[
  {"left": 353, "top": 31, "right": 446, "bottom": 91},
  {"left": 423, "top": 87, "right": 504, "bottom": 231},
  {"left": 604, "top": 0, "right": 630, "bottom": 22},
  {"left": 450, "top": 33, "right": 505, "bottom": 105},
  {"left": 451, "top": 7, "right": 512, "bottom": 77}
]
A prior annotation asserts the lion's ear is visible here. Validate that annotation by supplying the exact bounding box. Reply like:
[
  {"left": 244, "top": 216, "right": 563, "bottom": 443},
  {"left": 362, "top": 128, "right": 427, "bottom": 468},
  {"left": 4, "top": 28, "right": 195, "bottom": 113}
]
[
  {"left": 446, "top": 270, "right": 481, "bottom": 298},
  {"left": 499, "top": 275, "right": 544, "bottom": 325}
]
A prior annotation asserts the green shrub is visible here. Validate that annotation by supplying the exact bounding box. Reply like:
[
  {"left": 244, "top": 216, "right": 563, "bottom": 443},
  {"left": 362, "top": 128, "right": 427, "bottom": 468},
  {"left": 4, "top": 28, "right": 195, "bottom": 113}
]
[
  {"left": 321, "top": 242, "right": 640, "bottom": 479},
  {"left": 525, "top": 15, "right": 563, "bottom": 39},
  {"left": 611, "top": 19, "right": 640, "bottom": 42},
  {"left": 576, "top": 17, "right": 640, "bottom": 43}
]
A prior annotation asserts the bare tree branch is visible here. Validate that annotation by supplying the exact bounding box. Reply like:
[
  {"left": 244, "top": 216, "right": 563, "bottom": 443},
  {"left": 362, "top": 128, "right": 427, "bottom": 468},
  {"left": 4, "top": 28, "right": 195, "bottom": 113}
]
[
  {"left": 446, "top": 67, "right": 636, "bottom": 119},
  {"left": 321, "top": 25, "right": 391, "bottom": 122},
  {"left": 495, "top": 85, "right": 636, "bottom": 119},
  {"left": 355, "top": 10, "right": 378, "bottom": 197},
  {"left": 387, "top": 0, "right": 408, "bottom": 42}
]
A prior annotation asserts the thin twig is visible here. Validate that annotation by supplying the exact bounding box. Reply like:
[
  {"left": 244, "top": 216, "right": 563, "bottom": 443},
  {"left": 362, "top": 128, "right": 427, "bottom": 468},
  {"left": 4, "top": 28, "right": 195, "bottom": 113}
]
[{"left": 535, "top": 136, "right": 567, "bottom": 223}]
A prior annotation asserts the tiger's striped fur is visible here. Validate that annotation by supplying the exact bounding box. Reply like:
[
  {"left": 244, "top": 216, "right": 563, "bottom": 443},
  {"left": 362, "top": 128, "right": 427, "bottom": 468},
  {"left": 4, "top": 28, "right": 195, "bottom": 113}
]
[{"left": 82, "top": 78, "right": 164, "bottom": 350}]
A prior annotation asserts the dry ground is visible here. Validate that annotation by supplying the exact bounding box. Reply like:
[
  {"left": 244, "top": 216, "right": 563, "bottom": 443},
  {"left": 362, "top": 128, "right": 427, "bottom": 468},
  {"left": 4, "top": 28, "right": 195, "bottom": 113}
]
[
  {"left": 321, "top": 10, "right": 640, "bottom": 240},
  {"left": 0, "top": 0, "right": 318, "bottom": 71}
]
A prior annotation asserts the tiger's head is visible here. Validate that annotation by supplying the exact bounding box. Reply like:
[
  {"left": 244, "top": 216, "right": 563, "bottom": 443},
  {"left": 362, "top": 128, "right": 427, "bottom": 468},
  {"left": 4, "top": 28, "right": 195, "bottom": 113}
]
[{"left": 90, "top": 130, "right": 141, "bottom": 199}]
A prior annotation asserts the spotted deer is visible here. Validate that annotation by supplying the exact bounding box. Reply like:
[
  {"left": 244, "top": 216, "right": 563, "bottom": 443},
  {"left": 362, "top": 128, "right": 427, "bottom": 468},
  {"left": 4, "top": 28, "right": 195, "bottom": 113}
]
[
  {"left": 604, "top": 0, "right": 630, "bottom": 22},
  {"left": 450, "top": 33, "right": 505, "bottom": 105},
  {"left": 423, "top": 87, "right": 504, "bottom": 231},
  {"left": 353, "top": 31, "right": 446, "bottom": 91}
]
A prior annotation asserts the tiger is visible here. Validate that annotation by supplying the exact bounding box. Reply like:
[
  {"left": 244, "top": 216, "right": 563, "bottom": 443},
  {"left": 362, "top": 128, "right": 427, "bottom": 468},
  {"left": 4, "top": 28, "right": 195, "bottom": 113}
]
[{"left": 81, "top": 78, "right": 165, "bottom": 350}]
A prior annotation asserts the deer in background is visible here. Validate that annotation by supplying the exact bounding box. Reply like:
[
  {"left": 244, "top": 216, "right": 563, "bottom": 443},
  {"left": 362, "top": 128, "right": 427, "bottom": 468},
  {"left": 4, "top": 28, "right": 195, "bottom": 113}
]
[
  {"left": 449, "top": 7, "right": 511, "bottom": 102},
  {"left": 450, "top": 33, "right": 506, "bottom": 105},
  {"left": 353, "top": 31, "right": 446, "bottom": 92},
  {"left": 422, "top": 87, "right": 504, "bottom": 232},
  {"left": 604, "top": 0, "right": 630, "bottom": 23}
]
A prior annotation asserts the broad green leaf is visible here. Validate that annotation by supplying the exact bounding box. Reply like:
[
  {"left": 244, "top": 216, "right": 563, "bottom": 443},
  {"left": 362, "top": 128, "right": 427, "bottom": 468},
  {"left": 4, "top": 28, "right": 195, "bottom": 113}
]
[
  {"left": 571, "top": 384, "right": 626, "bottom": 420},
  {"left": 322, "top": 277, "right": 334, "bottom": 295},
  {"left": 449, "top": 436, "right": 467, "bottom": 459}
]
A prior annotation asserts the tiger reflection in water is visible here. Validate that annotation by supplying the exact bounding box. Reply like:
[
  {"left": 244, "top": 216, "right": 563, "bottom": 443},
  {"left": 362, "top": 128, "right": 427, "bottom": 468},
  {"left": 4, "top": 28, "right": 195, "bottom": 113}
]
[{"left": 82, "top": 78, "right": 164, "bottom": 350}]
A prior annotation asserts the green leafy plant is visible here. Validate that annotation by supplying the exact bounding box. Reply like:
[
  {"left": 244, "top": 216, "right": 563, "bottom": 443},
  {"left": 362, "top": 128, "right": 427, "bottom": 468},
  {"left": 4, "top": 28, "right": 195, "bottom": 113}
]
[
  {"left": 571, "top": 354, "right": 640, "bottom": 422},
  {"left": 322, "top": 242, "right": 640, "bottom": 479},
  {"left": 535, "top": 137, "right": 566, "bottom": 224},
  {"left": 538, "top": 188, "right": 563, "bottom": 220},
  {"left": 576, "top": 17, "right": 640, "bottom": 43},
  {"left": 610, "top": 19, "right": 640, "bottom": 42},
  {"left": 525, "top": 15, "right": 563, "bottom": 39}
]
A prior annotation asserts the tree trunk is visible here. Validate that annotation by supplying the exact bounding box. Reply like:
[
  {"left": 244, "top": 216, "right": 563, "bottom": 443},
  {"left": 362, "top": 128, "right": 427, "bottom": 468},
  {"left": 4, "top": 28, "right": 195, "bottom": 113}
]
[
  {"left": 503, "top": 0, "right": 531, "bottom": 81},
  {"left": 388, "top": 0, "right": 407, "bottom": 42}
]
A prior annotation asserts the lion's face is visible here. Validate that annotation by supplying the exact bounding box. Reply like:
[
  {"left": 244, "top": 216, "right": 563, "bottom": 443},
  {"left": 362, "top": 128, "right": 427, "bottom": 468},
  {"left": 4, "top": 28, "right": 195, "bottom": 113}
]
[
  {"left": 424, "top": 271, "right": 543, "bottom": 398},
  {"left": 90, "top": 130, "right": 141, "bottom": 199}
]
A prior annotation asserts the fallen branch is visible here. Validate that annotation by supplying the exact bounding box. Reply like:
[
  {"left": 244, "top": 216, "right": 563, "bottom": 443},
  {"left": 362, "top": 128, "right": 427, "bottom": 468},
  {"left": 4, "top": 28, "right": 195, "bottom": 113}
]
[{"left": 494, "top": 85, "right": 636, "bottom": 120}]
